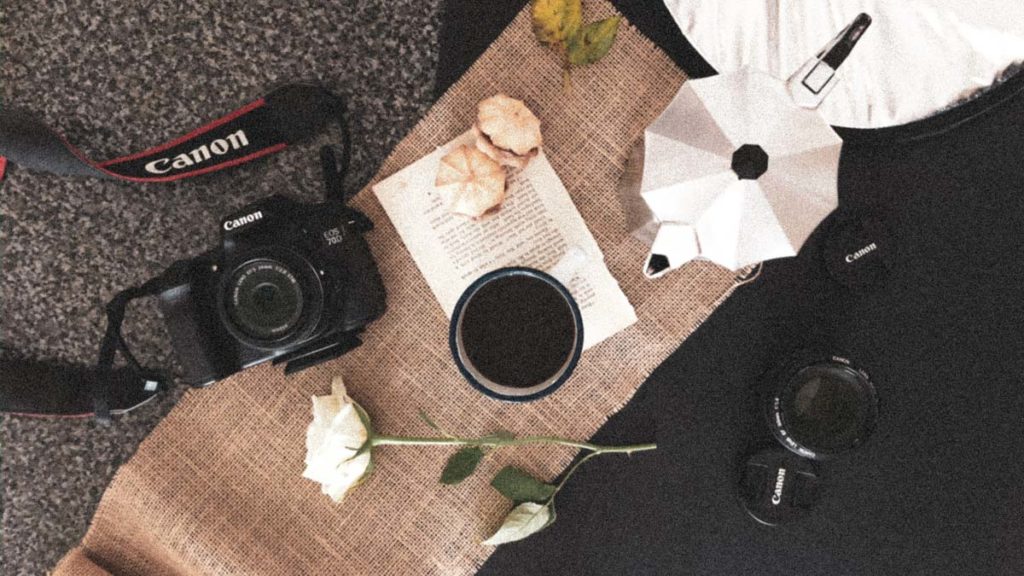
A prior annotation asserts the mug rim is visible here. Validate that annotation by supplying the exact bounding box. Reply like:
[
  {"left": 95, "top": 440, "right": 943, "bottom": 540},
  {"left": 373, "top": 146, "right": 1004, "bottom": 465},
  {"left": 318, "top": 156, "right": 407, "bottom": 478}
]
[{"left": 449, "top": 266, "right": 585, "bottom": 402}]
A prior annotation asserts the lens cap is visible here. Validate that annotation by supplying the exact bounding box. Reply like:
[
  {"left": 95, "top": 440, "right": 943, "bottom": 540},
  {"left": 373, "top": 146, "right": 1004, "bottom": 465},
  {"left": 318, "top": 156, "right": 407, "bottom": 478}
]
[
  {"left": 823, "top": 211, "right": 894, "bottom": 289},
  {"left": 740, "top": 448, "right": 822, "bottom": 526}
]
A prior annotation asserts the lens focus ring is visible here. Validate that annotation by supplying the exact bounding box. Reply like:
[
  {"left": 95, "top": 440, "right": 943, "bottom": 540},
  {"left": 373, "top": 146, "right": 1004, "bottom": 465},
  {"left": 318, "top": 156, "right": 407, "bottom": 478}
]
[
  {"left": 766, "top": 356, "right": 878, "bottom": 460},
  {"left": 218, "top": 251, "right": 323, "bottom": 350}
]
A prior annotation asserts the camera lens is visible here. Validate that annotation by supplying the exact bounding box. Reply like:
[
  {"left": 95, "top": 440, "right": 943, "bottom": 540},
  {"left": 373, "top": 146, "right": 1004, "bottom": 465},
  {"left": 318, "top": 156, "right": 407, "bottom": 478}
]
[
  {"left": 220, "top": 253, "right": 323, "bottom": 349},
  {"left": 767, "top": 359, "right": 877, "bottom": 459}
]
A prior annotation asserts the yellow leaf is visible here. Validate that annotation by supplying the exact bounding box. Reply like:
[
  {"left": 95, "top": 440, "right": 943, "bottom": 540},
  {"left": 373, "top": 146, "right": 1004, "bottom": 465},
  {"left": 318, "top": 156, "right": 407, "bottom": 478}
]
[
  {"left": 567, "top": 16, "right": 622, "bottom": 67},
  {"left": 531, "top": 0, "right": 582, "bottom": 46}
]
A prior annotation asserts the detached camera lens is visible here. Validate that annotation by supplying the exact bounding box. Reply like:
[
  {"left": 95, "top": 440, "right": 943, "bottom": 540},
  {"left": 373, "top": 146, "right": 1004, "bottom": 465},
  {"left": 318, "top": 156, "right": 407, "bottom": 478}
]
[
  {"left": 220, "top": 253, "right": 323, "bottom": 349},
  {"left": 767, "top": 358, "right": 877, "bottom": 460}
]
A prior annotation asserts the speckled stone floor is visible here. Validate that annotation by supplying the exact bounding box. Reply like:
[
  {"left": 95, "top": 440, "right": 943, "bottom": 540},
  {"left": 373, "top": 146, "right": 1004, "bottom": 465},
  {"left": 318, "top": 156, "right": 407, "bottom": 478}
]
[{"left": 0, "top": 2, "right": 442, "bottom": 573}]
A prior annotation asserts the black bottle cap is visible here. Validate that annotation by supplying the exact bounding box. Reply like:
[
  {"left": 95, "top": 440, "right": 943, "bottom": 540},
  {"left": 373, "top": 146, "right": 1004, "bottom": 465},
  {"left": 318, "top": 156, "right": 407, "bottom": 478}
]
[
  {"left": 823, "top": 211, "right": 894, "bottom": 289},
  {"left": 740, "top": 448, "right": 822, "bottom": 526}
]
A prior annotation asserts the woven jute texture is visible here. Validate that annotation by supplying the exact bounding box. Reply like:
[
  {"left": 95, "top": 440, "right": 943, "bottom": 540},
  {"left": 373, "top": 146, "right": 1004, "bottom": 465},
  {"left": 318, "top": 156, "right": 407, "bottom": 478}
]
[{"left": 54, "top": 3, "right": 739, "bottom": 574}]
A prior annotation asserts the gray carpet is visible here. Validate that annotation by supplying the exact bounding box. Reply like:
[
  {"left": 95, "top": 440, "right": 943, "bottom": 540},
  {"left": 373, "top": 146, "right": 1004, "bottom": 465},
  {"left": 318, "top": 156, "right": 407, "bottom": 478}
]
[{"left": 0, "top": 1, "right": 442, "bottom": 573}]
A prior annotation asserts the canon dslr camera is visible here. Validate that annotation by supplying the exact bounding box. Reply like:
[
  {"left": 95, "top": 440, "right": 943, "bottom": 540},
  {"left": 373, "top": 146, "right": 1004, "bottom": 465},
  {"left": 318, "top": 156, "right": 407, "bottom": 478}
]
[{"left": 155, "top": 189, "right": 386, "bottom": 386}]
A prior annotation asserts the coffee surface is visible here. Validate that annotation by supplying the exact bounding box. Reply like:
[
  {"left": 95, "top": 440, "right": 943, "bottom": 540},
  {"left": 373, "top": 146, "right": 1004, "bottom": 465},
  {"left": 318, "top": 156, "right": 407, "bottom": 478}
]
[{"left": 459, "top": 273, "right": 576, "bottom": 388}]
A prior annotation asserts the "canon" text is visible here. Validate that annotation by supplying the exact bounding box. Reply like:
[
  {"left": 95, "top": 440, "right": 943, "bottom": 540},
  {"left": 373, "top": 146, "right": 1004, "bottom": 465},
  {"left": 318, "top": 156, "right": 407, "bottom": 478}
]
[{"left": 144, "top": 130, "right": 250, "bottom": 174}]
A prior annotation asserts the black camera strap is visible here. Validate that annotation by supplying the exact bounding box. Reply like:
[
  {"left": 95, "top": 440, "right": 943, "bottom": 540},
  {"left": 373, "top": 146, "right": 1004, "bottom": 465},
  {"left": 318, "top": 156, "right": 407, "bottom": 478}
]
[
  {"left": 0, "top": 83, "right": 350, "bottom": 420},
  {"left": 0, "top": 264, "right": 177, "bottom": 421},
  {"left": 0, "top": 83, "right": 342, "bottom": 182},
  {"left": 90, "top": 262, "right": 199, "bottom": 421}
]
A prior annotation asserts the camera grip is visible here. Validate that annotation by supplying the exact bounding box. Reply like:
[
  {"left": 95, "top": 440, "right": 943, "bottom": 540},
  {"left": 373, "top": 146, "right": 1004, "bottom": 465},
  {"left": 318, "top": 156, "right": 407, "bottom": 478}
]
[
  {"left": 337, "top": 231, "right": 387, "bottom": 332},
  {"left": 157, "top": 279, "right": 239, "bottom": 387}
]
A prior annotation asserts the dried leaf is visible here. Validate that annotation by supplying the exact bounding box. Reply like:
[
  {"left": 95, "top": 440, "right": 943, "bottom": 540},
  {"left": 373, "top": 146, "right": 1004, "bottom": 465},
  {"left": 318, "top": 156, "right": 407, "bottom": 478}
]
[
  {"left": 491, "top": 466, "right": 556, "bottom": 503},
  {"left": 482, "top": 502, "right": 556, "bottom": 546},
  {"left": 567, "top": 16, "right": 622, "bottom": 67},
  {"left": 440, "top": 447, "right": 485, "bottom": 485},
  {"left": 531, "top": 0, "right": 582, "bottom": 46}
]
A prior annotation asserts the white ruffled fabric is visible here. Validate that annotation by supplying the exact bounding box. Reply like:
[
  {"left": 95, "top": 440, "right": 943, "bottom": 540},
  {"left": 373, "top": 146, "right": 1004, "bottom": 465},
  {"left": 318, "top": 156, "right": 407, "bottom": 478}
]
[{"left": 663, "top": 0, "right": 1024, "bottom": 127}]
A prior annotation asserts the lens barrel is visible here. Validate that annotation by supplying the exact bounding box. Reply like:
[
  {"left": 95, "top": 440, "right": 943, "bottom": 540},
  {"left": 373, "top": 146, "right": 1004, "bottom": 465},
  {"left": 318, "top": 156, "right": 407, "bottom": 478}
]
[
  {"left": 218, "top": 250, "right": 324, "bottom": 350},
  {"left": 766, "top": 356, "right": 877, "bottom": 460}
]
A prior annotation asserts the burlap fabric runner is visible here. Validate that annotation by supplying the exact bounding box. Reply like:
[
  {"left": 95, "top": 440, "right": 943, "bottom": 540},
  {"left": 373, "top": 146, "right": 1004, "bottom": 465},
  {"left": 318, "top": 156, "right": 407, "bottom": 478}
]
[{"left": 55, "top": 3, "right": 739, "bottom": 574}]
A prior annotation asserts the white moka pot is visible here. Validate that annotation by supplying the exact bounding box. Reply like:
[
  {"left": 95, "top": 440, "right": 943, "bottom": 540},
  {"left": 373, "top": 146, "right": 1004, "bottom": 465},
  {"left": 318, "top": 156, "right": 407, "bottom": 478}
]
[{"left": 619, "top": 14, "right": 871, "bottom": 278}]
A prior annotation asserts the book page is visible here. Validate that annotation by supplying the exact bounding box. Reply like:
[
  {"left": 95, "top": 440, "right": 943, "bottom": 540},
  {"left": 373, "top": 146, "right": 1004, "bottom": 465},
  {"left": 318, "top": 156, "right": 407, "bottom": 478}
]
[{"left": 373, "top": 132, "right": 636, "bottom": 350}]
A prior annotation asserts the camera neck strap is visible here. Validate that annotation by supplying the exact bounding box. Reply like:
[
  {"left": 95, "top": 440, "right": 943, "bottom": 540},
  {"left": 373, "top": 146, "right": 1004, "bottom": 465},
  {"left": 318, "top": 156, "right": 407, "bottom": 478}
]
[
  {"left": 0, "top": 83, "right": 342, "bottom": 182},
  {"left": 0, "top": 83, "right": 350, "bottom": 420},
  {"left": 90, "top": 268, "right": 185, "bottom": 421}
]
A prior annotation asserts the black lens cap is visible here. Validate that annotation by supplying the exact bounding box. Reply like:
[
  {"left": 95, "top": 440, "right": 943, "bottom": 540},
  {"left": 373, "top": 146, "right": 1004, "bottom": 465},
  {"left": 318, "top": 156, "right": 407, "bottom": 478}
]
[
  {"left": 740, "top": 448, "right": 822, "bottom": 526},
  {"left": 823, "top": 211, "right": 894, "bottom": 289}
]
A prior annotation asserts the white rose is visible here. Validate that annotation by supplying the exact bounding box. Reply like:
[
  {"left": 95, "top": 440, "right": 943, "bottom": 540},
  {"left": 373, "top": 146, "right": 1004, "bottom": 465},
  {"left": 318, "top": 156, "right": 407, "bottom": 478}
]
[{"left": 302, "top": 376, "right": 374, "bottom": 503}]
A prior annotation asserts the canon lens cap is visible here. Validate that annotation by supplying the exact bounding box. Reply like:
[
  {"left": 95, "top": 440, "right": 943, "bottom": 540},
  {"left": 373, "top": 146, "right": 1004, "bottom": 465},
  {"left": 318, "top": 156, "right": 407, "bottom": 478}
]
[
  {"left": 740, "top": 448, "right": 822, "bottom": 526},
  {"left": 823, "top": 211, "right": 894, "bottom": 289}
]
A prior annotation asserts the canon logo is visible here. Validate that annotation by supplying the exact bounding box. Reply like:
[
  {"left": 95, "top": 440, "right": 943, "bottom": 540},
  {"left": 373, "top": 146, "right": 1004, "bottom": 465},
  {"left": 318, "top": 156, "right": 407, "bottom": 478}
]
[
  {"left": 223, "top": 210, "right": 263, "bottom": 231},
  {"left": 845, "top": 242, "right": 877, "bottom": 263},
  {"left": 771, "top": 467, "right": 787, "bottom": 505},
  {"left": 144, "top": 130, "right": 250, "bottom": 174}
]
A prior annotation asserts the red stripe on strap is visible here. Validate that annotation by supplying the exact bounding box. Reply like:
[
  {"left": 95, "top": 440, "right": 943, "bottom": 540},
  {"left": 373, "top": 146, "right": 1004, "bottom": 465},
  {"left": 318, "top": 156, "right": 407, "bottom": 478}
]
[
  {"left": 98, "top": 98, "right": 267, "bottom": 168},
  {"left": 4, "top": 411, "right": 95, "bottom": 419}
]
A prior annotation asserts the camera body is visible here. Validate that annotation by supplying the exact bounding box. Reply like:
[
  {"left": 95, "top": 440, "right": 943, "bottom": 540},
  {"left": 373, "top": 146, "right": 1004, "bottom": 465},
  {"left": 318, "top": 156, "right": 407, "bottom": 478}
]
[{"left": 156, "top": 194, "right": 386, "bottom": 386}]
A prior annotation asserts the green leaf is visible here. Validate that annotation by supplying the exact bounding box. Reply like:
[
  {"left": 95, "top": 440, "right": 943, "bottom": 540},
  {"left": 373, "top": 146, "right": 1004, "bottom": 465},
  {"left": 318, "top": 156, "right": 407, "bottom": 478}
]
[
  {"left": 531, "top": 0, "right": 582, "bottom": 46},
  {"left": 440, "top": 447, "right": 485, "bottom": 485},
  {"left": 351, "top": 438, "right": 373, "bottom": 460},
  {"left": 567, "top": 16, "right": 622, "bottom": 67},
  {"left": 482, "top": 502, "right": 556, "bottom": 545},
  {"left": 479, "top": 429, "right": 516, "bottom": 445},
  {"left": 418, "top": 409, "right": 441, "bottom": 431},
  {"left": 493, "top": 429, "right": 516, "bottom": 441},
  {"left": 490, "top": 466, "right": 556, "bottom": 503}
]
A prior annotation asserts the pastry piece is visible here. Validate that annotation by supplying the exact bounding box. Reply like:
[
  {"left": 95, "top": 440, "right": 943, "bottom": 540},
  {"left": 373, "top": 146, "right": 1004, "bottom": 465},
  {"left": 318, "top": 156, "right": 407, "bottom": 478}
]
[
  {"left": 435, "top": 145, "right": 507, "bottom": 218},
  {"left": 474, "top": 94, "right": 543, "bottom": 169},
  {"left": 473, "top": 124, "right": 538, "bottom": 170}
]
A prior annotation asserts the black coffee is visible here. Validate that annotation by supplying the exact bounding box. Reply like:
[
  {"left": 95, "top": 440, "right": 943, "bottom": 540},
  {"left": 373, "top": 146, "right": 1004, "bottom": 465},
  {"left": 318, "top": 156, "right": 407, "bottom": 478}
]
[{"left": 459, "top": 273, "right": 577, "bottom": 388}]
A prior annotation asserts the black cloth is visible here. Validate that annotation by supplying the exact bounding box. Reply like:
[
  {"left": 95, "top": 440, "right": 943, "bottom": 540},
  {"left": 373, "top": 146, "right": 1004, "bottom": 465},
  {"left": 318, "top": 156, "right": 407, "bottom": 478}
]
[{"left": 439, "top": 2, "right": 1024, "bottom": 575}]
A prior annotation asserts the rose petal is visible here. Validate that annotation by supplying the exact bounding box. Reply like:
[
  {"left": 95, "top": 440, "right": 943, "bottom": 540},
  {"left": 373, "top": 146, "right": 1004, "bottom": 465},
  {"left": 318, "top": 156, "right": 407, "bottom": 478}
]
[{"left": 303, "top": 376, "right": 374, "bottom": 503}]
